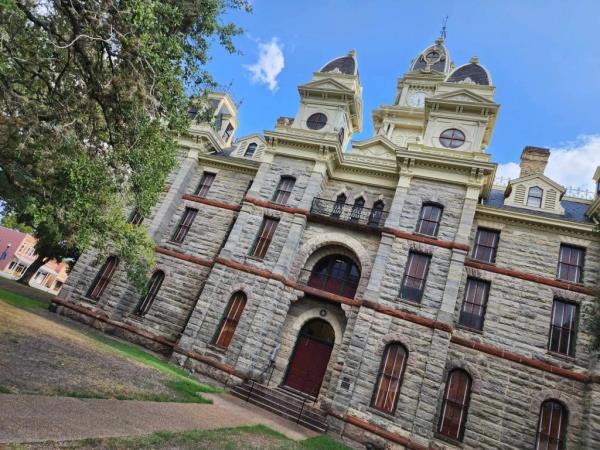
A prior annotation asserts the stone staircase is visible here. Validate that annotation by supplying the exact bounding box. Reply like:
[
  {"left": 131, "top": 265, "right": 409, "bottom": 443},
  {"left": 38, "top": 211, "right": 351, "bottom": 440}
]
[{"left": 231, "top": 381, "right": 329, "bottom": 432}]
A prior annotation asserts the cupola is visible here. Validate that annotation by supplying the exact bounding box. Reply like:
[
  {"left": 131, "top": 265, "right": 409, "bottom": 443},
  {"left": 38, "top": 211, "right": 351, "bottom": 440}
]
[
  {"left": 446, "top": 56, "right": 492, "bottom": 86},
  {"left": 410, "top": 37, "right": 452, "bottom": 74}
]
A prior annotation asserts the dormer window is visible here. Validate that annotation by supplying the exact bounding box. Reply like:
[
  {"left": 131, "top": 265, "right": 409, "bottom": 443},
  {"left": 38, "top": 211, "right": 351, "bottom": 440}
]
[
  {"left": 527, "top": 186, "right": 543, "bottom": 208},
  {"left": 244, "top": 143, "right": 257, "bottom": 158}
]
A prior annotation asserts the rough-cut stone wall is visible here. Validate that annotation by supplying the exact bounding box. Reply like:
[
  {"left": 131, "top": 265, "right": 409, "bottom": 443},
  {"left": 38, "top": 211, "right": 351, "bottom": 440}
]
[
  {"left": 471, "top": 218, "right": 600, "bottom": 287},
  {"left": 57, "top": 142, "right": 600, "bottom": 450}
]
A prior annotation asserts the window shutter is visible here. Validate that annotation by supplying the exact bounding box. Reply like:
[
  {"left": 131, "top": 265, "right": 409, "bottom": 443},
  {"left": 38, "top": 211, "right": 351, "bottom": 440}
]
[{"left": 514, "top": 184, "right": 526, "bottom": 204}]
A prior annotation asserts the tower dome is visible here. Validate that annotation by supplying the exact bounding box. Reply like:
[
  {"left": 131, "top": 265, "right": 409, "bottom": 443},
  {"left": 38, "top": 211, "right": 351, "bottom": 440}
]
[
  {"left": 319, "top": 50, "right": 358, "bottom": 76},
  {"left": 446, "top": 56, "right": 492, "bottom": 85},
  {"left": 410, "top": 37, "right": 452, "bottom": 74}
]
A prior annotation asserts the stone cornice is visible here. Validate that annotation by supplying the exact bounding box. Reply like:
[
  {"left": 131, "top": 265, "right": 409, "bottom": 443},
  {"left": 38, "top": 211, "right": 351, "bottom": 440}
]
[
  {"left": 196, "top": 153, "right": 259, "bottom": 175},
  {"left": 475, "top": 205, "right": 598, "bottom": 235}
]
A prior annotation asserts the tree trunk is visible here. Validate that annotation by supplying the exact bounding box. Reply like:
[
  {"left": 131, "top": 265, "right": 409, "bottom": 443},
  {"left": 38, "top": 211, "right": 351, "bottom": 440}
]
[{"left": 17, "top": 254, "right": 47, "bottom": 285}]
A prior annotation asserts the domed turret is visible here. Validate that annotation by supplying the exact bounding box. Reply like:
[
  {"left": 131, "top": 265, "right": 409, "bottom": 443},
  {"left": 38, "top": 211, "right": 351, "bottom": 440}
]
[
  {"left": 410, "top": 37, "right": 452, "bottom": 74},
  {"left": 446, "top": 56, "right": 492, "bottom": 85},
  {"left": 319, "top": 50, "right": 358, "bottom": 76}
]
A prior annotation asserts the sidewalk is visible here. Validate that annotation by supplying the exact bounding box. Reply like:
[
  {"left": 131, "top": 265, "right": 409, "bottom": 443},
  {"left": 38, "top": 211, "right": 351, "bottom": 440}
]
[{"left": 0, "top": 392, "right": 318, "bottom": 444}]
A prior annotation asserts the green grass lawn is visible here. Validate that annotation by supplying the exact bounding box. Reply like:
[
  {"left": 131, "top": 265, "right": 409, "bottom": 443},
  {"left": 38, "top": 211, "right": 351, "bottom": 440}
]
[
  {"left": 6, "top": 425, "right": 351, "bottom": 449},
  {"left": 0, "top": 287, "right": 220, "bottom": 403},
  {"left": 0, "top": 287, "right": 48, "bottom": 310}
]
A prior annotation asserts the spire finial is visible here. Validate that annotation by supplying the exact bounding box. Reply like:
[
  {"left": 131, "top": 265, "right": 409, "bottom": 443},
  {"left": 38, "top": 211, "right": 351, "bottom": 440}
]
[{"left": 439, "top": 15, "right": 449, "bottom": 40}]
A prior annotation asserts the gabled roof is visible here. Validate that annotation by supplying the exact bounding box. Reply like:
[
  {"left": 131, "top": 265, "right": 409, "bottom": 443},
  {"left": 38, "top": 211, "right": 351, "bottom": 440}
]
[
  {"left": 505, "top": 173, "right": 566, "bottom": 197},
  {"left": 428, "top": 89, "right": 496, "bottom": 106},
  {"left": 298, "top": 77, "right": 355, "bottom": 94}
]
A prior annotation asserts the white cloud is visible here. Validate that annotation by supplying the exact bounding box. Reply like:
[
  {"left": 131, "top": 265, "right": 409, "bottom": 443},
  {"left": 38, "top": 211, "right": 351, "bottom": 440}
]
[
  {"left": 496, "top": 134, "right": 600, "bottom": 192},
  {"left": 244, "top": 37, "right": 285, "bottom": 92}
]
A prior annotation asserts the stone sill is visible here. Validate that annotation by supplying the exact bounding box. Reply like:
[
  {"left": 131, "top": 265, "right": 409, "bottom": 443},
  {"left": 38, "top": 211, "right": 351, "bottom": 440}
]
[
  {"left": 165, "top": 240, "right": 183, "bottom": 247},
  {"left": 456, "top": 324, "right": 484, "bottom": 335},
  {"left": 413, "top": 231, "right": 439, "bottom": 240},
  {"left": 366, "top": 406, "right": 397, "bottom": 421},
  {"left": 79, "top": 295, "right": 100, "bottom": 305},
  {"left": 554, "top": 277, "right": 585, "bottom": 287},
  {"left": 546, "top": 350, "right": 577, "bottom": 364},
  {"left": 397, "top": 297, "right": 423, "bottom": 309},
  {"left": 434, "top": 432, "right": 464, "bottom": 448},
  {"left": 207, "top": 343, "right": 227, "bottom": 354},
  {"left": 246, "top": 255, "right": 266, "bottom": 262}
]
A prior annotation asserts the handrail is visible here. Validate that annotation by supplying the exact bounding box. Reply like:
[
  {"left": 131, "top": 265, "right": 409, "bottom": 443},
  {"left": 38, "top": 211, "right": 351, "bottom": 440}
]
[{"left": 310, "top": 198, "right": 388, "bottom": 228}]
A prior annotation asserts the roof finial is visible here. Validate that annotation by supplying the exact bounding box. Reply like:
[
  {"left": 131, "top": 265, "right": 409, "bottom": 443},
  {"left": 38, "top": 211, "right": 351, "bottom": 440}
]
[{"left": 439, "top": 15, "right": 449, "bottom": 40}]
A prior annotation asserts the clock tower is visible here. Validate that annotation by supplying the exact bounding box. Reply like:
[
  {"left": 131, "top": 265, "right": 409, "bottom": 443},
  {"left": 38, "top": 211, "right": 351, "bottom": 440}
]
[{"left": 373, "top": 37, "right": 498, "bottom": 154}]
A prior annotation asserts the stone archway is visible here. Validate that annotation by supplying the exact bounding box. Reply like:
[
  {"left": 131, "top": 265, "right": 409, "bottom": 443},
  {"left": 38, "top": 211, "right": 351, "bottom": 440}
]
[{"left": 283, "top": 318, "right": 335, "bottom": 398}]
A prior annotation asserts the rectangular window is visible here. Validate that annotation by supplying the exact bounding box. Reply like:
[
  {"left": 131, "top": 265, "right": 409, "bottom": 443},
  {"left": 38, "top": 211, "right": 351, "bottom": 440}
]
[
  {"left": 249, "top": 217, "right": 279, "bottom": 259},
  {"left": 548, "top": 299, "right": 578, "bottom": 356},
  {"left": 171, "top": 208, "right": 198, "bottom": 243},
  {"left": 195, "top": 172, "right": 216, "bottom": 197},
  {"left": 87, "top": 256, "right": 119, "bottom": 300},
  {"left": 272, "top": 176, "right": 295, "bottom": 205},
  {"left": 472, "top": 228, "right": 500, "bottom": 263},
  {"left": 556, "top": 244, "right": 585, "bottom": 283},
  {"left": 400, "top": 252, "right": 431, "bottom": 302},
  {"left": 214, "top": 292, "right": 247, "bottom": 349},
  {"left": 416, "top": 204, "right": 443, "bottom": 236},
  {"left": 458, "top": 278, "right": 490, "bottom": 331}
]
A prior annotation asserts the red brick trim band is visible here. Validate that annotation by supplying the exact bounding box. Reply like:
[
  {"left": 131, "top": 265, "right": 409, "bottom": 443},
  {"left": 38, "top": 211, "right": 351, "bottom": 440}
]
[
  {"left": 245, "top": 196, "right": 310, "bottom": 215},
  {"left": 214, "top": 257, "right": 449, "bottom": 328},
  {"left": 51, "top": 297, "right": 242, "bottom": 378},
  {"left": 382, "top": 228, "right": 470, "bottom": 252},
  {"left": 451, "top": 335, "right": 590, "bottom": 383},
  {"left": 464, "top": 259, "right": 595, "bottom": 295},
  {"left": 362, "top": 300, "right": 453, "bottom": 333},
  {"left": 182, "top": 194, "right": 241, "bottom": 212},
  {"left": 155, "top": 246, "right": 214, "bottom": 268},
  {"left": 331, "top": 413, "right": 428, "bottom": 450}
]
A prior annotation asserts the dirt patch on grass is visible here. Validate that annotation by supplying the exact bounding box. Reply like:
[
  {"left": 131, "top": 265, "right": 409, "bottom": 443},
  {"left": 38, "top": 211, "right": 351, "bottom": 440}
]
[{"left": 0, "top": 301, "right": 196, "bottom": 402}]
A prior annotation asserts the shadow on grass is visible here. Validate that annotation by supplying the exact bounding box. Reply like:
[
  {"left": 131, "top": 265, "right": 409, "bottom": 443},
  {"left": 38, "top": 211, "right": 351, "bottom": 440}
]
[{"left": 7, "top": 424, "right": 351, "bottom": 449}]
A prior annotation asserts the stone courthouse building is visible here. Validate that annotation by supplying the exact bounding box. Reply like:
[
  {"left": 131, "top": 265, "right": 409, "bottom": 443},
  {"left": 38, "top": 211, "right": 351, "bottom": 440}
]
[{"left": 54, "top": 37, "right": 600, "bottom": 449}]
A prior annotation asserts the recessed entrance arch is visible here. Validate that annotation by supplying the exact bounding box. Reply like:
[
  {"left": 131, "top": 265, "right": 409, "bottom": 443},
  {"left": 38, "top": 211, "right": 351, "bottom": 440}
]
[{"left": 283, "top": 318, "right": 335, "bottom": 397}]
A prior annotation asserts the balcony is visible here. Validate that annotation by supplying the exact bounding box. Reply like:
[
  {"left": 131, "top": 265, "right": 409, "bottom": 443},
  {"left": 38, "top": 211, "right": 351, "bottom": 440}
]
[
  {"left": 309, "top": 198, "right": 388, "bottom": 230},
  {"left": 298, "top": 269, "right": 359, "bottom": 299}
]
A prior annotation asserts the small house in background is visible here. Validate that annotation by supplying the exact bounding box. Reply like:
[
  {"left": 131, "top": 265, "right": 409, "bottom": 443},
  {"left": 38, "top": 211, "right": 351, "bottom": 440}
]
[{"left": 0, "top": 226, "right": 70, "bottom": 294}]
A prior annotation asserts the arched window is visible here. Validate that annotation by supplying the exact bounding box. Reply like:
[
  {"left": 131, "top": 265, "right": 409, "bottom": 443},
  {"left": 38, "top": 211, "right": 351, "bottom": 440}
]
[
  {"left": 371, "top": 343, "right": 407, "bottom": 413},
  {"left": 87, "top": 256, "right": 119, "bottom": 301},
  {"left": 272, "top": 176, "right": 296, "bottom": 204},
  {"left": 416, "top": 203, "right": 443, "bottom": 236},
  {"left": 368, "top": 200, "right": 385, "bottom": 226},
  {"left": 214, "top": 292, "right": 247, "bottom": 349},
  {"left": 331, "top": 193, "right": 347, "bottom": 217},
  {"left": 438, "top": 369, "right": 472, "bottom": 442},
  {"left": 536, "top": 400, "right": 568, "bottom": 450},
  {"left": 244, "top": 142, "right": 257, "bottom": 158},
  {"left": 350, "top": 197, "right": 365, "bottom": 221},
  {"left": 307, "top": 255, "right": 360, "bottom": 298},
  {"left": 135, "top": 270, "right": 165, "bottom": 316},
  {"left": 527, "top": 186, "right": 544, "bottom": 208}
]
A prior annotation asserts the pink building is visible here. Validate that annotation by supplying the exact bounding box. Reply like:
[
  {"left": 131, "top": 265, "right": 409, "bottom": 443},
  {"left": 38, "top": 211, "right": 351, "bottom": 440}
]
[{"left": 0, "top": 226, "right": 69, "bottom": 294}]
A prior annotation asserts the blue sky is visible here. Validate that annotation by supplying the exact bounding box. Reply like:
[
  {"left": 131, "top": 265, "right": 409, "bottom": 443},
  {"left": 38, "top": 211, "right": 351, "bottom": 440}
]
[{"left": 206, "top": 0, "right": 600, "bottom": 191}]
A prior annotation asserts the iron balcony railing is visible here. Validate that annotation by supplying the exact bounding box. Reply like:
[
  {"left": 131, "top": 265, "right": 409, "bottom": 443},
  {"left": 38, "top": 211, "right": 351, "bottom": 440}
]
[
  {"left": 298, "top": 268, "right": 359, "bottom": 299},
  {"left": 310, "top": 198, "right": 389, "bottom": 228}
]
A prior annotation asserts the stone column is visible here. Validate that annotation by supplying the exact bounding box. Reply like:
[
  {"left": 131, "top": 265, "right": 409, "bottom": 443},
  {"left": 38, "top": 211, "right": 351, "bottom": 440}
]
[
  {"left": 147, "top": 149, "right": 198, "bottom": 242},
  {"left": 383, "top": 175, "right": 411, "bottom": 229},
  {"left": 436, "top": 185, "right": 479, "bottom": 323}
]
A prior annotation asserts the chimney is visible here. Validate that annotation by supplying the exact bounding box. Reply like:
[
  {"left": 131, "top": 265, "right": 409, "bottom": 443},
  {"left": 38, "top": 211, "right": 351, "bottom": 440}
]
[{"left": 519, "top": 146, "right": 550, "bottom": 177}]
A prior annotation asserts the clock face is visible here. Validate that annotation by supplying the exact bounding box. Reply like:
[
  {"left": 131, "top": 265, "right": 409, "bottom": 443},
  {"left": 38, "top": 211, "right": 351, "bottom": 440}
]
[{"left": 407, "top": 91, "right": 426, "bottom": 108}]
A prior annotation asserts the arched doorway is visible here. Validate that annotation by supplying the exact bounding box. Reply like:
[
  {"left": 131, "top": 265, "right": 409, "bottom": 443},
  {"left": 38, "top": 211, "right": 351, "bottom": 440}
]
[
  {"left": 307, "top": 254, "right": 360, "bottom": 298},
  {"left": 283, "top": 319, "right": 335, "bottom": 397}
]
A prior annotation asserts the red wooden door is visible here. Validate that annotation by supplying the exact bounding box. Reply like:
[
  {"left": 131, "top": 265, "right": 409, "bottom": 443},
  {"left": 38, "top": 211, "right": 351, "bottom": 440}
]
[{"left": 284, "top": 335, "right": 333, "bottom": 397}]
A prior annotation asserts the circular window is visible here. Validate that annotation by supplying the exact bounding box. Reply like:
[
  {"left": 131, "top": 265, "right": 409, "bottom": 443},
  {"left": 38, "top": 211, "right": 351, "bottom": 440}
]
[
  {"left": 425, "top": 51, "right": 440, "bottom": 63},
  {"left": 306, "top": 113, "right": 327, "bottom": 130},
  {"left": 439, "top": 128, "right": 466, "bottom": 148}
]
